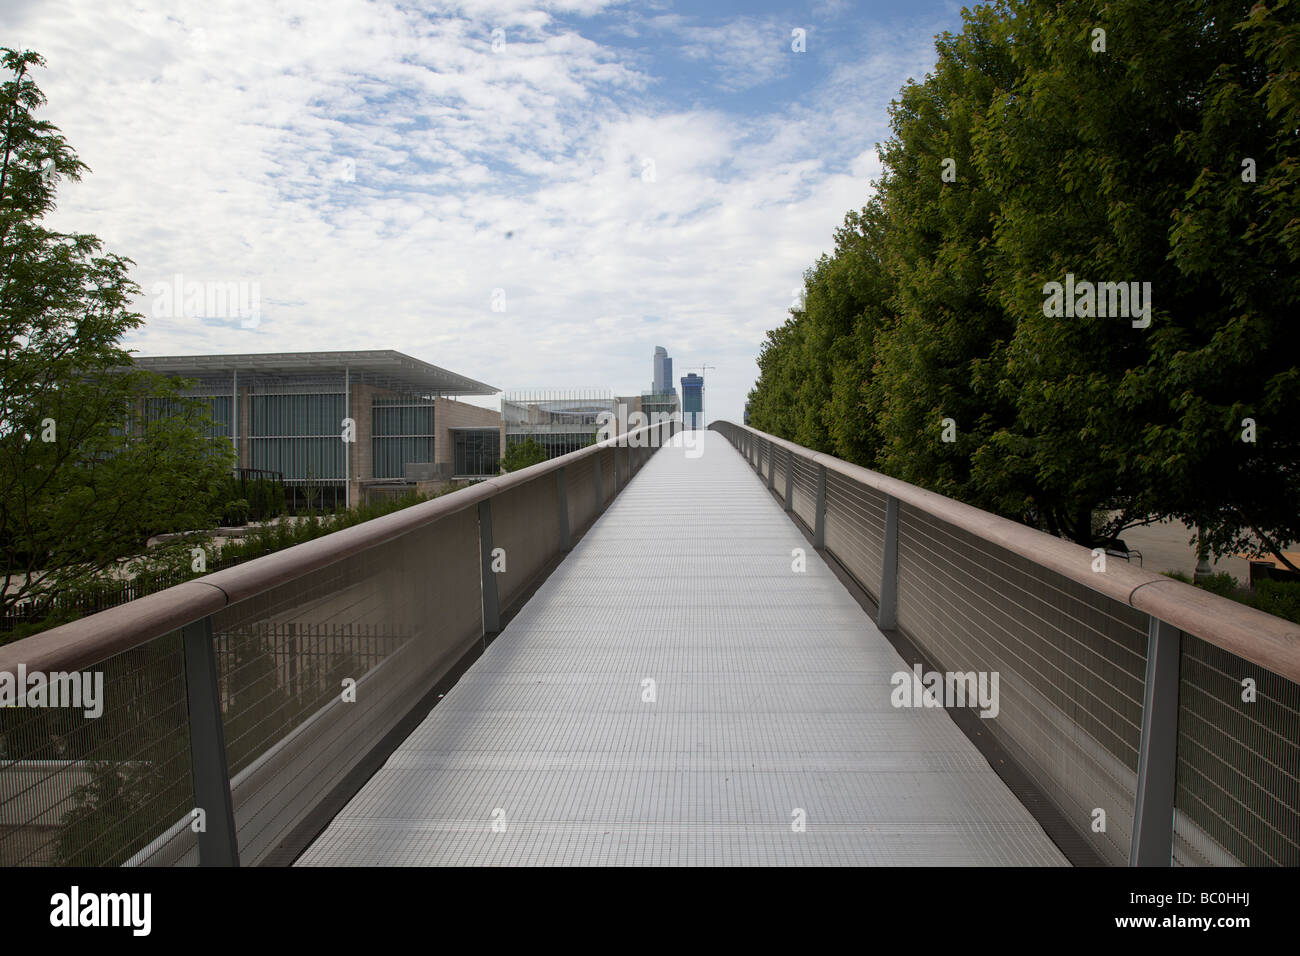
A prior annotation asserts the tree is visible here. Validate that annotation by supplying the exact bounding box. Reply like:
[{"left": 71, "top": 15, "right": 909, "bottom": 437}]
[
  {"left": 500, "top": 437, "right": 547, "bottom": 472},
  {"left": 1154, "top": 0, "right": 1300, "bottom": 570},
  {"left": 745, "top": 0, "right": 1300, "bottom": 569},
  {"left": 979, "top": 0, "right": 1300, "bottom": 558},
  {"left": 872, "top": 3, "right": 1019, "bottom": 503},
  {"left": 0, "top": 48, "right": 234, "bottom": 627}
]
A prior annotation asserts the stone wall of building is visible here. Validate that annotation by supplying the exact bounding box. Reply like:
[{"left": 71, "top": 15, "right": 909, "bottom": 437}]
[
  {"left": 347, "top": 383, "right": 385, "bottom": 507},
  {"left": 434, "top": 398, "right": 503, "bottom": 470}
]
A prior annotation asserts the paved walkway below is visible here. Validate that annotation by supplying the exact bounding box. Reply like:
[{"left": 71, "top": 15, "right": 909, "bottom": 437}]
[{"left": 298, "top": 431, "right": 1067, "bottom": 865}]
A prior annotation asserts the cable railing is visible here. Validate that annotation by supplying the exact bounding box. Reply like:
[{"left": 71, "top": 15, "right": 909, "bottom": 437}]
[
  {"left": 0, "top": 419, "right": 677, "bottom": 867},
  {"left": 712, "top": 420, "right": 1300, "bottom": 868}
]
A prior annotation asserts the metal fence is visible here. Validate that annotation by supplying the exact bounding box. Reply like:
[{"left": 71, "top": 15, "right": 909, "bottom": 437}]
[
  {"left": 0, "top": 419, "right": 675, "bottom": 866},
  {"left": 714, "top": 420, "right": 1300, "bottom": 867}
]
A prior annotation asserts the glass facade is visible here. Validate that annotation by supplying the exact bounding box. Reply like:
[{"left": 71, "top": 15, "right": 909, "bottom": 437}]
[
  {"left": 372, "top": 397, "right": 436, "bottom": 479},
  {"left": 503, "top": 388, "right": 611, "bottom": 462},
  {"left": 641, "top": 392, "right": 680, "bottom": 423},
  {"left": 126, "top": 354, "right": 505, "bottom": 515},
  {"left": 250, "top": 393, "right": 345, "bottom": 480},
  {"left": 136, "top": 395, "right": 231, "bottom": 439},
  {"left": 453, "top": 429, "right": 500, "bottom": 476},
  {"left": 506, "top": 431, "right": 593, "bottom": 459},
  {"left": 653, "top": 347, "right": 674, "bottom": 397},
  {"left": 681, "top": 374, "right": 704, "bottom": 429},
  {"left": 205, "top": 395, "right": 233, "bottom": 439}
]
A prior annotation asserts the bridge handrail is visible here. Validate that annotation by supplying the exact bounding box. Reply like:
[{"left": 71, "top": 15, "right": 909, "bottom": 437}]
[
  {"left": 0, "top": 420, "right": 670, "bottom": 676},
  {"left": 715, "top": 420, "right": 1300, "bottom": 684},
  {"left": 713, "top": 419, "right": 1300, "bottom": 867},
  {"left": 0, "top": 416, "right": 674, "bottom": 867}
]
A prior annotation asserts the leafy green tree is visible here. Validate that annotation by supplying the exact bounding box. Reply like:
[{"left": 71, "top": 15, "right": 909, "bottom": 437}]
[
  {"left": 872, "top": 3, "right": 1019, "bottom": 503},
  {"left": 500, "top": 436, "right": 547, "bottom": 472},
  {"left": 747, "top": 313, "right": 807, "bottom": 440},
  {"left": 0, "top": 48, "right": 234, "bottom": 624},
  {"left": 748, "top": 0, "right": 1299, "bottom": 570},
  {"left": 1153, "top": 0, "right": 1300, "bottom": 570},
  {"left": 977, "top": 0, "right": 1299, "bottom": 558}
]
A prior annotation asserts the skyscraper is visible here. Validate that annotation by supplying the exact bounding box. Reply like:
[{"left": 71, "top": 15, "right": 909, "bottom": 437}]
[
  {"left": 681, "top": 373, "right": 704, "bottom": 429},
  {"left": 652, "top": 346, "right": 674, "bottom": 396}
]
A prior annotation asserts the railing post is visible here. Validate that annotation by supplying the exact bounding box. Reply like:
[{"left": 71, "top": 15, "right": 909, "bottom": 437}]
[
  {"left": 783, "top": 449, "right": 793, "bottom": 512},
  {"left": 593, "top": 451, "right": 604, "bottom": 506},
  {"left": 182, "top": 615, "right": 240, "bottom": 867},
  {"left": 287, "top": 621, "right": 298, "bottom": 699},
  {"left": 878, "top": 495, "right": 900, "bottom": 630},
  {"left": 813, "top": 464, "right": 827, "bottom": 549},
  {"left": 615, "top": 440, "right": 624, "bottom": 488},
  {"left": 557, "top": 467, "right": 571, "bottom": 551},
  {"left": 1131, "top": 616, "right": 1182, "bottom": 866},
  {"left": 478, "top": 499, "right": 500, "bottom": 634},
  {"left": 767, "top": 442, "right": 775, "bottom": 490}
]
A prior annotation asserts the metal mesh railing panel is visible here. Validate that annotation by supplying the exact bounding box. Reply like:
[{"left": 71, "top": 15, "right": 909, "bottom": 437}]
[
  {"left": 823, "top": 471, "right": 887, "bottom": 605},
  {"left": 210, "top": 505, "right": 483, "bottom": 864},
  {"left": 790, "top": 454, "right": 818, "bottom": 529},
  {"left": 1173, "top": 635, "right": 1300, "bottom": 866},
  {"left": 894, "top": 502, "right": 1148, "bottom": 865},
  {"left": 492, "top": 476, "right": 565, "bottom": 611},
  {"left": 0, "top": 631, "right": 195, "bottom": 866},
  {"left": 566, "top": 457, "right": 598, "bottom": 534}
]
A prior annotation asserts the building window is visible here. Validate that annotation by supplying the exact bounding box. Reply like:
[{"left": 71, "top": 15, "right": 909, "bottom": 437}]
[
  {"left": 135, "top": 395, "right": 231, "bottom": 440},
  {"left": 505, "top": 431, "right": 594, "bottom": 459},
  {"left": 372, "top": 397, "right": 436, "bottom": 479},
  {"left": 204, "top": 395, "right": 232, "bottom": 439},
  {"left": 250, "top": 393, "right": 345, "bottom": 480},
  {"left": 453, "top": 429, "right": 500, "bottom": 476}
]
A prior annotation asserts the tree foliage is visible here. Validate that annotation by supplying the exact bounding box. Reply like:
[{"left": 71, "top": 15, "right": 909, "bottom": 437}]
[
  {"left": 0, "top": 48, "right": 235, "bottom": 619},
  {"left": 746, "top": 1, "right": 1300, "bottom": 568},
  {"left": 500, "top": 437, "right": 547, "bottom": 472}
]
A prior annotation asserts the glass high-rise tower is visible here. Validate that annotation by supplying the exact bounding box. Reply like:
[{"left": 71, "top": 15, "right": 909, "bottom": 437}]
[
  {"left": 652, "top": 346, "right": 674, "bottom": 396},
  {"left": 680, "top": 373, "right": 704, "bottom": 429}
]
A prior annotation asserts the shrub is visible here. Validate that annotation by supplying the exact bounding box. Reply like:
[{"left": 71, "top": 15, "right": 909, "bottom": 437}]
[
  {"left": 1251, "top": 579, "right": 1300, "bottom": 626},
  {"left": 1162, "top": 570, "right": 1300, "bottom": 626}
]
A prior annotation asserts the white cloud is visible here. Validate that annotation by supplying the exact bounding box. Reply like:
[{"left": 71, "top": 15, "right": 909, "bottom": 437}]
[{"left": 7, "top": 0, "right": 947, "bottom": 422}]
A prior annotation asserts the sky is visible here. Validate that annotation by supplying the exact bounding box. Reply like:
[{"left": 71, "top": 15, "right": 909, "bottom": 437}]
[{"left": 6, "top": 0, "right": 967, "bottom": 423}]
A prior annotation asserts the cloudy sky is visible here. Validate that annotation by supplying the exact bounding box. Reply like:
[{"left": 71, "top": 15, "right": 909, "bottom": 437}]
[{"left": 8, "top": 0, "right": 962, "bottom": 422}]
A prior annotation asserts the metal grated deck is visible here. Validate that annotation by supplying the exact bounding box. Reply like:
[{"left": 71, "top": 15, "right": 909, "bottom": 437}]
[{"left": 297, "top": 431, "right": 1068, "bottom": 866}]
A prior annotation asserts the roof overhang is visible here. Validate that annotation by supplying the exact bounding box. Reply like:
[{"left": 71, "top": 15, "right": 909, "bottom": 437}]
[{"left": 131, "top": 350, "right": 498, "bottom": 397}]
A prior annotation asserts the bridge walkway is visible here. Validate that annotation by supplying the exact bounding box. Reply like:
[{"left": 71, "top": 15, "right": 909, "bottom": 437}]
[{"left": 298, "top": 431, "right": 1067, "bottom": 865}]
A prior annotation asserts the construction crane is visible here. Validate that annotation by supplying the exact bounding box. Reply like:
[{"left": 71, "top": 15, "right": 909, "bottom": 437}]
[{"left": 684, "top": 364, "right": 716, "bottom": 376}]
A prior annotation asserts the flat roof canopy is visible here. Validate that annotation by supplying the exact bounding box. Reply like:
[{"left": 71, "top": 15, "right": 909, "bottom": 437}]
[{"left": 133, "top": 350, "right": 498, "bottom": 397}]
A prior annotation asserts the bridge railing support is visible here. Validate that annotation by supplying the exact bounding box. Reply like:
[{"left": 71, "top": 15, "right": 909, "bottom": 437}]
[
  {"left": 1131, "top": 617, "right": 1181, "bottom": 866},
  {"left": 182, "top": 616, "right": 239, "bottom": 867},
  {"left": 478, "top": 500, "right": 500, "bottom": 634},
  {"left": 813, "top": 464, "right": 827, "bottom": 549},
  {"left": 783, "top": 448, "right": 794, "bottom": 512},
  {"left": 877, "top": 495, "right": 900, "bottom": 630}
]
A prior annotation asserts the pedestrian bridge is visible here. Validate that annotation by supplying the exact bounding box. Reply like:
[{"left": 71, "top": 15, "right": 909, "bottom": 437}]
[{"left": 1, "top": 423, "right": 1296, "bottom": 867}]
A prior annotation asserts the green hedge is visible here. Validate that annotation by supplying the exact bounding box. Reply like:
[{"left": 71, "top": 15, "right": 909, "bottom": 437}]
[{"left": 1162, "top": 571, "right": 1300, "bottom": 625}]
